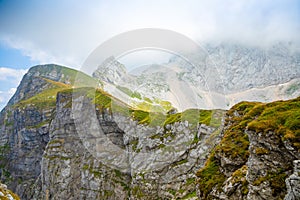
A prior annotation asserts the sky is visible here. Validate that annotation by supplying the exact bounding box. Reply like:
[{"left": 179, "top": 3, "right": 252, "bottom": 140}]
[{"left": 0, "top": 0, "right": 299, "bottom": 110}]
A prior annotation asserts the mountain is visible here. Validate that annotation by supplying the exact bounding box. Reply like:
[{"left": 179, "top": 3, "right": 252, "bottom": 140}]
[
  {"left": 0, "top": 64, "right": 224, "bottom": 199},
  {"left": 196, "top": 97, "right": 300, "bottom": 199},
  {"left": 93, "top": 42, "right": 300, "bottom": 111},
  {"left": 0, "top": 64, "right": 299, "bottom": 200}
]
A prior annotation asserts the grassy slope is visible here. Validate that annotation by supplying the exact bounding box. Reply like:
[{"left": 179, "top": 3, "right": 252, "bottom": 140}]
[
  {"left": 14, "top": 66, "right": 100, "bottom": 109},
  {"left": 196, "top": 97, "right": 300, "bottom": 198},
  {"left": 13, "top": 65, "right": 226, "bottom": 130}
]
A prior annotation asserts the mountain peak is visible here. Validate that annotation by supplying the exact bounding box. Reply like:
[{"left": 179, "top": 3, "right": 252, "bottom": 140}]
[{"left": 93, "top": 56, "right": 127, "bottom": 84}]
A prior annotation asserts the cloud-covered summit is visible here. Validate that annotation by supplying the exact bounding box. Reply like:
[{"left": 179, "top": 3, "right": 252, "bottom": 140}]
[{"left": 0, "top": 0, "right": 299, "bottom": 68}]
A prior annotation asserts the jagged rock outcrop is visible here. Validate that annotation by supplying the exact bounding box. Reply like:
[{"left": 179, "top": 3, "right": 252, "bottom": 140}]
[
  {"left": 1, "top": 64, "right": 299, "bottom": 200},
  {"left": 93, "top": 56, "right": 127, "bottom": 85},
  {"left": 7, "top": 64, "right": 73, "bottom": 106},
  {"left": 0, "top": 64, "right": 89, "bottom": 199},
  {"left": 285, "top": 160, "right": 300, "bottom": 200},
  {"left": 174, "top": 42, "right": 300, "bottom": 93},
  {"left": 0, "top": 182, "right": 20, "bottom": 200},
  {"left": 1, "top": 64, "right": 224, "bottom": 199},
  {"left": 32, "top": 91, "right": 131, "bottom": 200},
  {"left": 196, "top": 97, "right": 300, "bottom": 200},
  {"left": 31, "top": 88, "right": 223, "bottom": 199}
]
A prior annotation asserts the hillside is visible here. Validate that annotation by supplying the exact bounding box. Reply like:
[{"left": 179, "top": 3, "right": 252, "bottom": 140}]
[
  {"left": 0, "top": 64, "right": 224, "bottom": 199},
  {"left": 196, "top": 97, "right": 300, "bottom": 199},
  {"left": 0, "top": 64, "right": 299, "bottom": 200}
]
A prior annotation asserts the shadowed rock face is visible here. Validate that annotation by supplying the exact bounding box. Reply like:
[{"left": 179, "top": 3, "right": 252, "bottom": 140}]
[
  {"left": 0, "top": 64, "right": 79, "bottom": 198},
  {"left": 0, "top": 67, "right": 58, "bottom": 199}
]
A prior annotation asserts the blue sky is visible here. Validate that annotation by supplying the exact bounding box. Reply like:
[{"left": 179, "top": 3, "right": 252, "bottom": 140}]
[{"left": 0, "top": 0, "right": 299, "bottom": 110}]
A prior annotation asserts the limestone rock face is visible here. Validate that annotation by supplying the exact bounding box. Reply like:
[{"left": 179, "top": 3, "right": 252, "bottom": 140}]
[
  {"left": 93, "top": 56, "right": 127, "bottom": 85},
  {"left": 196, "top": 98, "right": 300, "bottom": 200},
  {"left": 0, "top": 67, "right": 59, "bottom": 199},
  {"left": 31, "top": 92, "right": 131, "bottom": 200},
  {"left": 1, "top": 64, "right": 221, "bottom": 199},
  {"left": 1, "top": 64, "right": 299, "bottom": 200},
  {"left": 285, "top": 160, "right": 300, "bottom": 200},
  {"left": 0, "top": 182, "right": 20, "bottom": 200},
  {"left": 0, "top": 64, "right": 84, "bottom": 199},
  {"left": 31, "top": 90, "right": 221, "bottom": 199}
]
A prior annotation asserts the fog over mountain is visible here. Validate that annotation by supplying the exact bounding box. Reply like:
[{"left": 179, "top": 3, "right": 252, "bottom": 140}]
[{"left": 93, "top": 42, "right": 300, "bottom": 110}]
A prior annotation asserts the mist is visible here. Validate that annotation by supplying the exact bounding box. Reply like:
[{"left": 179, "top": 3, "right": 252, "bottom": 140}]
[{"left": 0, "top": 0, "right": 299, "bottom": 68}]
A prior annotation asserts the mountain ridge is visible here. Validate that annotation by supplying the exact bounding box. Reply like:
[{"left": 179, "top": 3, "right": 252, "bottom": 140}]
[
  {"left": 93, "top": 42, "right": 300, "bottom": 110},
  {"left": 0, "top": 64, "right": 299, "bottom": 199}
]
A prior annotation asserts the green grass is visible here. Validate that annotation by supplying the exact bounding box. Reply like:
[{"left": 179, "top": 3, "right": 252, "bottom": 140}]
[
  {"left": 14, "top": 65, "right": 101, "bottom": 110},
  {"left": 230, "top": 165, "right": 249, "bottom": 195},
  {"left": 123, "top": 106, "right": 224, "bottom": 130},
  {"left": 0, "top": 144, "right": 10, "bottom": 160},
  {"left": 116, "top": 85, "right": 142, "bottom": 99},
  {"left": 182, "top": 191, "right": 197, "bottom": 199},
  {"left": 14, "top": 78, "right": 71, "bottom": 109},
  {"left": 16, "top": 65, "right": 225, "bottom": 131},
  {"left": 196, "top": 97, "right": 300, "bottom": 198},
  {"left": 247, "top": 97, "right": 300, "bottom": 149},
  {"left": 196, "top": 101, "right": 264, "bottom": 198},
  {"left": 31, "top": 64, "right": 101, "bottom": 87},
  {"left": 196, "top": 153, "right": 226, "bottom": 199}
]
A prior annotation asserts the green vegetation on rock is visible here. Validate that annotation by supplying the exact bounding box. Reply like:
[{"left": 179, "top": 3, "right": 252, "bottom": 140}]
[
  {"left": 196, "top": 153, "right": 226, "bottom": 198},
  {"left": 247, "top": 97, "right": 300, "bottom": 149},
  {"left": 196, "top": 97, "right": 300, "bottom": 199}
]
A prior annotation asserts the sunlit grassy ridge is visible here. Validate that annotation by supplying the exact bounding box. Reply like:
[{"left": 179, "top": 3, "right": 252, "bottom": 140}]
[
  {"left": 30, "top": 64, "right": 101, "bottom": 87},
  {"left": 14, "top": 65, "right": 225, "bottom": 128},
  {"left": 14, "top": 78, "right": 71, "bottom": 109},
  {"left": 60, "top": 87, "right": 224, "bottom": 128},
  {"left": 247, "top": 97, "right": 300, "bottom": 148},
  {"left": 196, "top": 97, "right": 300, "bottom": 199},
  {"left": 14, "top": 65, "right": 101, "bottom": 109},
  {"left": 116, "top": 85, "right": 173, "bottom": 113}
]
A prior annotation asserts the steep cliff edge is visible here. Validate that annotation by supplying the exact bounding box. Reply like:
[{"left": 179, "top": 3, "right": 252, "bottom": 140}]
[
  {"left": 32, "top": 87, "right": 224, "bottom": 199},
  {"left": 1, "top": 64, "right": 224, "bottom": 199},
  {"left": 0, "top": 65, "right": 98, "bottom": 199},
  {"left": 1, "top": 64, "right": 299, "bottom": 199},
  {"left": 196, "top": 97, "right": 300, "bottom": 199}
]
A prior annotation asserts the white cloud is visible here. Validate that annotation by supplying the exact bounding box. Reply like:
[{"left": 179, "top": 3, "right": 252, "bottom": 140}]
[
  {"left": 0, "top": 88, "right": 15, "bottom": 103},
  {"left": 0, "top": 67, "right": 27, "bottom": 81},
  {"left": 8, "top": 88, "right": 16, "bottom": 95},
  {"left": 0, "top": 0, "right": 299, "bottom": 68}
]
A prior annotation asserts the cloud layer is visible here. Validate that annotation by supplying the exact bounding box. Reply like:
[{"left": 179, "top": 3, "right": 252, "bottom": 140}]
[
  {"left": 0, "top": 67, "right": 27, "bottom": 81},
  {"left": 0, "top": 67, "right": 27, "bottom": 110},
  {"left": 0, "top": 0, "right": 299, "bottom": 68}
]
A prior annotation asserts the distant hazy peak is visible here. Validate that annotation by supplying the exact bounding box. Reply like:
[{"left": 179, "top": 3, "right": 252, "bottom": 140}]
[{"left": 93, "top": 56, "right": 127, "bottom": 84}]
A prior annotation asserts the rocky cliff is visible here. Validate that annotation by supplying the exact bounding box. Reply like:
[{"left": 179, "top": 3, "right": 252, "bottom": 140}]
[
  {"left": 0, "top": 64, "right": 99, "bottom": 199},
  {"left": 0, "top": 182, "right": 20, "bottom": 200},
  {"left": 0, "top": 64, "right": 224, "bottom": 199},
  {"left": 0, "top": 64, "right": 299, "bottom": 200},
  {"left": 196, "top": 97, "right": 300, "bottom": 199},
  {"left": 31, "top": 87, "right": 224, "bottom": 199}
]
